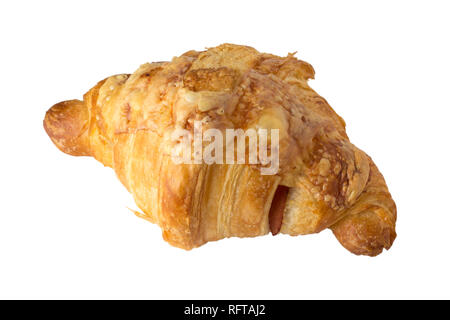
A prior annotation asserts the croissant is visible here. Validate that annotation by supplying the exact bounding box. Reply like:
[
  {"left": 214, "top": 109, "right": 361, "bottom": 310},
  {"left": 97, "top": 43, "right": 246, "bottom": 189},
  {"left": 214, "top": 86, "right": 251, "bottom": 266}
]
[{"left": 44, "top": 44, "right": 396, "bottom": 256}]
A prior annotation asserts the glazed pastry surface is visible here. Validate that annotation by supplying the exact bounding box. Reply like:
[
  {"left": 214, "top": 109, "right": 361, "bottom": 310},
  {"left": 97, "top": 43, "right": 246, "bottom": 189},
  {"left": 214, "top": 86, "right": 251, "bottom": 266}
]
[{"left": 44, "top": 44, "right": 396, "bottom": 256}]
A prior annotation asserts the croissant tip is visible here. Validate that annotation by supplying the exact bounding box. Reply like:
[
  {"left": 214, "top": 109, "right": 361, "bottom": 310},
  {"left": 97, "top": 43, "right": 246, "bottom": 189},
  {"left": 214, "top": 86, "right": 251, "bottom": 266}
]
[{"left": 44, "top": 100, "right": 91, "bottom": 156}]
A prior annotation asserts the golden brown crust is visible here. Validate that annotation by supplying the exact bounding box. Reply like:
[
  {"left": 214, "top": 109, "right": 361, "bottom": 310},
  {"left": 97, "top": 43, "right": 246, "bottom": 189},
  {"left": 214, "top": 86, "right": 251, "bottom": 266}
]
[
  {"left": 43, "top": 43, "right": 397, "bottom": 256},
  {"left": 44, "top": 99, "right": 90, "bottom": 156}
]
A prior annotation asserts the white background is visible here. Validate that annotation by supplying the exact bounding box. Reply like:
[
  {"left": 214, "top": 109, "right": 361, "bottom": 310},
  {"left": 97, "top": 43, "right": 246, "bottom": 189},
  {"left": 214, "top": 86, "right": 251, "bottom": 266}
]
[{"left": 1, "top": 0, "right": 449, "bottom": 299}]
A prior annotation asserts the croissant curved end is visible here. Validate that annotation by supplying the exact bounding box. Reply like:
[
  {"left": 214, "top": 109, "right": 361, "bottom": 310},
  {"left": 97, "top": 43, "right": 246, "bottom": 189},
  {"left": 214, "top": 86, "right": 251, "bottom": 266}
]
[
  {"left": 331, "top": 208, "right": 397, "bottom": 257},
  {"left": 44, "top": 99, "right": 91, "bottom": 156}
]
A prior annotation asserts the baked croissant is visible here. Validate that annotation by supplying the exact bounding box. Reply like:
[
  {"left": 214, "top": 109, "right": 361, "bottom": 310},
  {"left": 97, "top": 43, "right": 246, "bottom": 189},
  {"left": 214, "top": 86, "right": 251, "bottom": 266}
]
[{"left": 44, "top": 44, "right": 396, "bottom": 256}]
